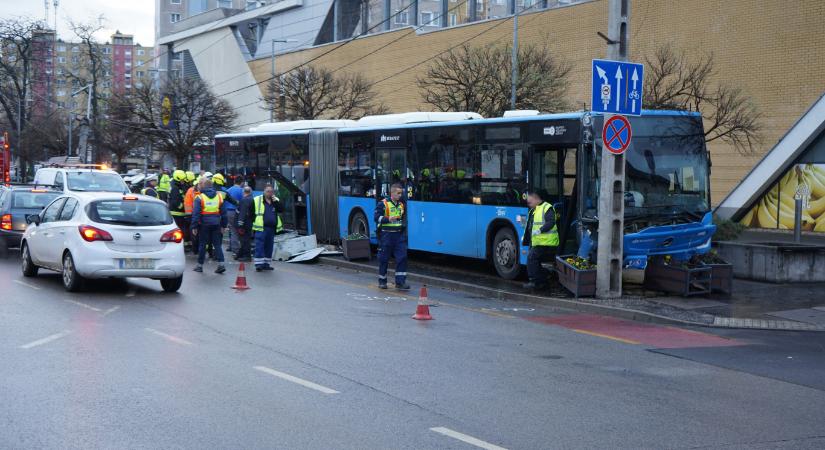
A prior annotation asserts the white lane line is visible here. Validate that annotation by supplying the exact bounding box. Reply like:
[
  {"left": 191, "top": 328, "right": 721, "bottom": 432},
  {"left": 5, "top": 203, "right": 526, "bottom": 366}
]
[
  {"left": 102, "top": 306, "right": 120, "bottom": 316},
  {"left": 144, "top": 328, "right": 193, "bottom": 346},
  {"left": 13, "top": 279, "right": 41, "bottom": 290},
  {"left": 430, "top": 427, "right": 508, "bottom": 450},
  {"left": 19, "top": 330, "right": 71, "bottom": 349},
  {"left": 64, "top": 299, "right": 103, "bottom": 312},
  {"left": 253, "top": 366, "right": 340, "bottom": 394}
]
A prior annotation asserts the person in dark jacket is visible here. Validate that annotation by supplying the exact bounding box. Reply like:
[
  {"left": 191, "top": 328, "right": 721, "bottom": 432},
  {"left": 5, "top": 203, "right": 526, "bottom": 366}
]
[
  {"left": 521, "top": 191, "right": 559, "bottom": 289},
  {"left": 191, "top": 180, "right": 228, "bottom": 274},
  {"left": 235, "top": 186, "right": 254, "bottom": 262},
  {"left": 374, "top": 183, "right": 409, "bottom": 290},
  {"left": 169, "top": 170, "right": 190, "bottom": 249}
]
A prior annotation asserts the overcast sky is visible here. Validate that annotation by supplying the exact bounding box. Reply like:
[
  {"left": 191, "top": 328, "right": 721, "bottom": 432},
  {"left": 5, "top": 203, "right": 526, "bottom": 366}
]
[{"left": 6, "top": 0, "right": 155, "bottom": 46}]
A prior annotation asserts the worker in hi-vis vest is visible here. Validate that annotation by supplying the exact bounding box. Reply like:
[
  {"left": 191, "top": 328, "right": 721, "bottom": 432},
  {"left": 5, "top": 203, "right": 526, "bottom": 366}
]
[
  {"left": 521, "top": 191, "right": 559, "bottom": 290},
  {"left": 374, "top": 183, "right": 410, "bottom": 290},
  {"left": 157, "top": 169, "right": 171, "bottom": 202},
  {"left": 246, "top": 184, "right": 283, "bottom": 272}
]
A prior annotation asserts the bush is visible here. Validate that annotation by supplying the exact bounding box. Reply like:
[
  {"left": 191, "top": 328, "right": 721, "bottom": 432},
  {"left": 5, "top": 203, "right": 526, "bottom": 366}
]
[{"left": 713, "top": 215, "right": 745, "bottom": 241}]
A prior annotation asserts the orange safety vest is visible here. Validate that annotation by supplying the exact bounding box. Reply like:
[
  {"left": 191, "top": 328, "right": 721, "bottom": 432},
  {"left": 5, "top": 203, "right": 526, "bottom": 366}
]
[
  {"left": 197, "top": 193, "right": 223, "bottom": 215},
  {"left": 184, "top": 187, "right": 196, "bottom": 215}
]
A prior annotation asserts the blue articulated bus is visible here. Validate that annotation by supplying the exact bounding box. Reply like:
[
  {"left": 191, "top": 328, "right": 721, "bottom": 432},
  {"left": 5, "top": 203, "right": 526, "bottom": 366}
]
[{"left": 214, "top": 110, "right": 716, "bottom": 279}]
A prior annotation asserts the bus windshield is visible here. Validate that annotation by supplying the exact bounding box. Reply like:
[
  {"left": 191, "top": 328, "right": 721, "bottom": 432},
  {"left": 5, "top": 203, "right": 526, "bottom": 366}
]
[{"left": 585, "top": 115, "right": 710, "bottom": 222}]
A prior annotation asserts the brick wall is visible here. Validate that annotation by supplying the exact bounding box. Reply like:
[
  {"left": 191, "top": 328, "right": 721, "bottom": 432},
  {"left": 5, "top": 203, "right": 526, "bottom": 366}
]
[{"left": 246, "top": 0, "right": 825, "bottom": 203}]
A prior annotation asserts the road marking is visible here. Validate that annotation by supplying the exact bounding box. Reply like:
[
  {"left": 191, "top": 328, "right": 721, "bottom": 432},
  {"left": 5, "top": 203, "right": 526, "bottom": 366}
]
[
  {"left": 430, "top": 427, "right": 508, "bottom": 450},
  {"left": 253, "top": 366, "right": 340, "bottom": 394},
  {"left": 19, "top": 330, "right": 71, "bottom": 349},
  {"left": 144, "top": 328, "right": 193, "bottom": 346},
  {"left": 570, "top": 328, "right": 641, "bottom": 345},
  {"left": 102, "top": 306, "right": 120, "bottom": 316},
  {"left": 64, "top": 299, "right": 103, "bottom": 312},
  {"left": 13, "top": 279, "right": 40, "bottom": 290}
]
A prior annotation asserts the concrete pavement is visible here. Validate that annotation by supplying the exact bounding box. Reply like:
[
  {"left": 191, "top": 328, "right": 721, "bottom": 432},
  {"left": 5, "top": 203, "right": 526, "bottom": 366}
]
[{"left": 1, "top": 254, "right": 824, "bottom": 449}]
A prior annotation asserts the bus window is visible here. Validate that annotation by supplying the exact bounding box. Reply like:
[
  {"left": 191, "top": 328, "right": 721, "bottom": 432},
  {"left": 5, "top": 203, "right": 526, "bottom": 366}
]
[
  {"left": 531, "top": 147, "right": 561, "bottom": 201},
  {"left": 415, "top": 126, "right": 475, "bottom": 204},
  {"left": 563, "top": 149, "right": 577, "bottom": 196},
  {"left": 339, "top": 139, "right": 374, "bottom": 197},
  {"left": 478, "top": 143, "right": 526, "bottom": 205}
]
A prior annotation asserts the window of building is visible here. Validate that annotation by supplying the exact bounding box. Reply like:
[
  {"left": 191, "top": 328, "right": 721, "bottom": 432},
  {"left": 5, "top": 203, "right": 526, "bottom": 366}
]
[
  {"left": 171, "top": 0, "right": 181, "bottom": 4},
  {"left": 125, "top": 61, "right": 132, "bottom": 67},
  {"left": 449, "top": 14, "right": 457, "bottom": 26},
  {"left": 71, "top": 55, "right": 79, "bottom": 64},
  {"left": 172, "top": 52, "right": 182, "bottom": 61},
  {"left": 135, "top": 82, "right": 143, "bottom": 88},
  {"left": 394, "top": 10, "right": 408, "bottom": 25},
  {"left": 218, "top": 0, "right": 232, "bottom": 7},
  {"left": 125, "top": 83, "right": 132, "bottom": 89},
  {"left": 137, "top": 49, "right": 144, "bottom": 56},
  {"left": 136, "top": 71, "right": 144, "bottom": 78},
  {"left": 421, "top": 11, "right": 436, "bottom": 26},
  {"left": 71, "top": 46, "right": 79, "bottom": 52},
  {"left": 494, "top": 0, "right": 504, "bottom": 4},
  {"left": 125, "top": 50, "right": 131, "bottom": 56},
  {"left": 476, "top": 0, "right": 485, "bottom": 12},
  {"left": 103, "top": 47, "right": 111, "bottom": 54},
  {"left": 57, "top": 45, "right": 66, "bottom": 52},
  {"left": 125, "top": 73, "right": 132, "bottom": 78},
  {"left": 171, "top": 13, "right": 181, "bottom": 23},
  {"left": 56, "top": 90, "right": 66, "bottom": 97},
  {"left": 57, "top": 101, "right": 65, "bottom": 108},
  {"left": 136, "top": 60, "right": 144, "bottom": 67},
  {"left": 57, "top": 56, "right": 66, "bottom": 63},
  {"left": 56, "top": 79, "right": 66, "bottom": 86}
]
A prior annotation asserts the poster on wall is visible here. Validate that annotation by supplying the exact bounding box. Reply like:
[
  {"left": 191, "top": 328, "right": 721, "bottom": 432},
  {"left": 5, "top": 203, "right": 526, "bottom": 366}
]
[{"left": 739, "top": 163, "right": 825, "bottom": 232}]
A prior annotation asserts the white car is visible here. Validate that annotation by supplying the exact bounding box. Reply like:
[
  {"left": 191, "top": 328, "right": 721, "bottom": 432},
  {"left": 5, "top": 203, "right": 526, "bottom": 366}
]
[{"left": 20, "top": 192, "right": 186, "bottom": 292}]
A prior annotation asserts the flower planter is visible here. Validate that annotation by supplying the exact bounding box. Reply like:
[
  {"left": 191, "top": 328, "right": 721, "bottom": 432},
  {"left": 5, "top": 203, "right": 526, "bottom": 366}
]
[
  {"left": 644, "top": 261, "right": 711, "bottom": 297},
  {"left": 342, "top": 238, "right": 371, "bottom": 261},
  {"left": 705, "top": 262, "right": 733, "bottom": 296},
  {"left": 555, "top": 255, "right": 596, "bottom": 299}
]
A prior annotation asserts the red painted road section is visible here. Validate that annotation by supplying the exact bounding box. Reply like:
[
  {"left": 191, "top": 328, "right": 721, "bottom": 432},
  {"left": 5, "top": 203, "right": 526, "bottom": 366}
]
[{"left": 528, "top": 314, "right": 745, "bottom": 349}]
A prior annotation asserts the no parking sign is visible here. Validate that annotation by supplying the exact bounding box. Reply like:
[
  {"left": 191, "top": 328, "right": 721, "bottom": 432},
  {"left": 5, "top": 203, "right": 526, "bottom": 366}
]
[{"left": 602, "top": 115, "right": 632, "bottom": 155}]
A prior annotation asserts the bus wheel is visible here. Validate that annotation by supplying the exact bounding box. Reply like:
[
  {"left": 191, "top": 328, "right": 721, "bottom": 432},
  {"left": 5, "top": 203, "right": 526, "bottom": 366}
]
[
  {"left": 349, "top": 211, "right": 369, "bottom": 237},
  {"left": 492, "top": 228, "right": 521, "bottom": 280}
]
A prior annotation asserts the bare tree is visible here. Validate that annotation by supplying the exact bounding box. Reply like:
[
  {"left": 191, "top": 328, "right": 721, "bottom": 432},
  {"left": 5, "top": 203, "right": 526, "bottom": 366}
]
[
  {"left": 418, "top": 43, "right": 571, "bottom": 118},
  {"left": 97, "top": 94, "right": 141, "bottom": 171},
  {"left": 643, "top": 44, "right": 762, "bottom": 154},
  {"left": 261, "top": 65, "right": 388, "bottom": 120},
  {"left": 67, "top": 19, "right": 109, "bottom": 163},
  {"left": 126, "top": 77, "right": 237, "bottom": 167}
]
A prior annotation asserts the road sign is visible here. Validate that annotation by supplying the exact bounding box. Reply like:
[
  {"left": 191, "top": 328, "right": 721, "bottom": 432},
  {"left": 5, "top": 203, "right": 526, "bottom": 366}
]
[
  {"left": 602, "top": 115, "right": 632, "bottom": 155},
  {"left": 592, "top": 59, "right": 644, "bottom": 116}
]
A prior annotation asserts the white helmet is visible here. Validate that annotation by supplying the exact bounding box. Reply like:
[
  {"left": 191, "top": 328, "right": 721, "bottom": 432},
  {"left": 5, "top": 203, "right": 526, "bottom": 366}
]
[{"left": 203, "top": 171, "right": 213, "bottom": 179}]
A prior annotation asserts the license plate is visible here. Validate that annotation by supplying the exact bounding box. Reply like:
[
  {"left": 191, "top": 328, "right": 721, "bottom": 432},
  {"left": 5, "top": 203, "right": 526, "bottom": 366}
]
[{"left": 119, "top": 258, "right": 155, "bottom": 270}]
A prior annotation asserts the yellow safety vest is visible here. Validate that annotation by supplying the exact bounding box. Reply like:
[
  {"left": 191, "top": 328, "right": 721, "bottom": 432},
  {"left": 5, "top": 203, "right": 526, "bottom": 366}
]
[
  {"left": 141, "top": 187, "right": 159, "bottom": 198},
  {"left": 157, "top": 174, "right": 171, "bottom": 193},
  {"left": 252, "top": 195, "right": 283, "bottom": 232},
  {"left": 380, "top": 199, "right": 404, "bottom": 231},
  {"left": 531, "top": 202, "right": 559, "bottom": 247},
  {"left": 198, "top": 193, "right": 223, "bottom": 215}
]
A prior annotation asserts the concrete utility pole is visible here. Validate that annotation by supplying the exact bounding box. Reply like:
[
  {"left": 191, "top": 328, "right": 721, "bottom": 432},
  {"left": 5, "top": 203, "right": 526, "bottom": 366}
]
[{"left": 596, "top": 0, "right": 630, "bottom": 299}]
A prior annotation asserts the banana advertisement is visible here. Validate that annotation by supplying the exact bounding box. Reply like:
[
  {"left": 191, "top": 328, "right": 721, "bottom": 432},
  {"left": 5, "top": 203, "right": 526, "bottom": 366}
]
[{"left": 739, "top": 163, "right": 825, "bottom": 232}]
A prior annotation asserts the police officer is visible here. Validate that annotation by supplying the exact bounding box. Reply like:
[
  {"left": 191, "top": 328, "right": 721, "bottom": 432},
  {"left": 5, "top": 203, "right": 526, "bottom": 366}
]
[
  {"left": 141, "top": 175, "right": 159, "bottom": 198},
  {"left": 374, "top": 183, "right": 410, "bottom": 290},
  {"left": 522, "top": 191, "right": 559, "bottom": 289},
  {"left": 212, "top": 173, "right": 240, "bottom": 255},
  {"left": 157, "top": 169, "right": 171, "bottom": 202},
  {"left": 249, "top": 184, "right": 283, "bottom": 272},
  {"left": 191, "top": 179, "right": 227, "bottom": 274}
]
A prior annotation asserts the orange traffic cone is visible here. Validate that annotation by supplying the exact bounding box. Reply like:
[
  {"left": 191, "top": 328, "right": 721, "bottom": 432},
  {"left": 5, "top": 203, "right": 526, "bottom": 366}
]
[
  {"left": 412, "top": 286, "right": 433, "bottom": 320},
  {"left": 232, "top": 263, "right": 250, "bottom": 290}
]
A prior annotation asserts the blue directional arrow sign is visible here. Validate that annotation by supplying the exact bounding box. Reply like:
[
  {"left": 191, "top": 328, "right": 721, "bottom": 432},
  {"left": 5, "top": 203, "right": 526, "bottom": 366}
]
[{"left": 591, "top": 59, "right": 644, "bottom": 116}]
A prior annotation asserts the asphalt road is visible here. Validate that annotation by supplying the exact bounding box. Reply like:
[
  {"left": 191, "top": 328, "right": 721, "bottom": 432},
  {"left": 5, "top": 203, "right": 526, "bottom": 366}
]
[{"left": 1, "top": 252, "right": 824, "bottom": 450}]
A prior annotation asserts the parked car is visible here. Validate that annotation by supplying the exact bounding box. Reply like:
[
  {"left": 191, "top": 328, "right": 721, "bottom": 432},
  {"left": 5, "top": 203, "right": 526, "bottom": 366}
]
[
  {"left": 21, "top": 192, "right": 186, "bottom": 292},
  {"left": 0, "top": 186, "right": 62, "bottom": 256},
  {"left": 33, "top": 165, "right": 129, "bottom": 194}
]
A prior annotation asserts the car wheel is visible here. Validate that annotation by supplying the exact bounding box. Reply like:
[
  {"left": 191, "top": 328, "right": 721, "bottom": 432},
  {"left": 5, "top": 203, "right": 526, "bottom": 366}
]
[
  {"left": 62, "top": 252, "right": 84, "bottom": 292},
  {"left": 160, "top": 276, "right": 183, "bottom": 293},
  {"left": 349, "top": 211, "right": 369, "bottom": 237},
  {"left": 21, "top": 243, "right": 38, "bottom": 277},
  {"left": 492, "top": 227, "right": 521, "bottom": 280}
]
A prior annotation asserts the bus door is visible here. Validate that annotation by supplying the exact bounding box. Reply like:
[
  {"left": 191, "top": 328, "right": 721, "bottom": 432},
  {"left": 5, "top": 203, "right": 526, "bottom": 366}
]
[{"left": 530, "top": 145, "right": 577, "bottom": 249}]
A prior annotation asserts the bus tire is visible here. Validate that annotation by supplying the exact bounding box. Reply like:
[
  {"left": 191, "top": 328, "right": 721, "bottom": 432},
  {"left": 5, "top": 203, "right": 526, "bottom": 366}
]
[
  {"left": 492, "top": 227, "right": 521, "bottom": 280},
  {"left": 349, "top": 210, "right": 369, "bottom": 238}
]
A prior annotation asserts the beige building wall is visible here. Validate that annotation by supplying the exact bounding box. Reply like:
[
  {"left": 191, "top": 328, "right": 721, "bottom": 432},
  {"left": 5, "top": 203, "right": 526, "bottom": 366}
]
[{"left": 247, "top": 0, "right": 825, "bottom": 204}]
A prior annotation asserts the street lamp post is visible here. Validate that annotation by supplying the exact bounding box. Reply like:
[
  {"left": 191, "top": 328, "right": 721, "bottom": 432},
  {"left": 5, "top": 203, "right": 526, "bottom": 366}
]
[
  {"left": 270, "top": 38, "right": 297, "bottom": 122},
  {"left": 511, "top": 9, "right": 519, "bottom": 110}
]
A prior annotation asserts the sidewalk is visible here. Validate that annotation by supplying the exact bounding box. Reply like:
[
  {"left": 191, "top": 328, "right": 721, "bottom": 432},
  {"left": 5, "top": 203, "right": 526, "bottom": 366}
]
[{"left": 320, "top": 253, "right": 825, "bottom": 332}]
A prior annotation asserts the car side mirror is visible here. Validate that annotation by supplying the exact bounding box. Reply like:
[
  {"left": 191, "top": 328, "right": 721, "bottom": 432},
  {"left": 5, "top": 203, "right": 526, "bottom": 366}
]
[{"left": 27, "top": 215, "right": 41, "bottom": 226}]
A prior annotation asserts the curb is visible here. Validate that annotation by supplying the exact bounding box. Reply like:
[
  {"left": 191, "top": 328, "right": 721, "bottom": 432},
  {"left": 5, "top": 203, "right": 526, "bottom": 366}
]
[{"left": 319, "top": 257, "right": 825, "bottom": 332}]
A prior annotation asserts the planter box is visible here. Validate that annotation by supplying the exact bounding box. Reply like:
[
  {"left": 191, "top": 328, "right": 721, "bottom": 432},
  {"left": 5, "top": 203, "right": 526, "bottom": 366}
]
[
  {"left": 342, "top": 238, "right": 371, "bottom": 261},
  {"left": 556, "top": 255, "right": 596, "bottom": 299},
  {"left": 705, "top": 262, "right": 733, "bottom": 296},
  {"left": 644, "top": 261, "right": 711, "bottom": 297}
]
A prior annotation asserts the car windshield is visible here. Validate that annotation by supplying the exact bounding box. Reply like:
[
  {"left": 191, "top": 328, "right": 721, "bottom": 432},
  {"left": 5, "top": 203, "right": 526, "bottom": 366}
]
[
  {"left": 12, "top": 191, "right": 61, "bottom": 209},
  {"left": 584, "top": 115, "right": 710, "bottom": 221},
  {"left": 87, "top": 200, "right": 173, "bottom": 226},
  {"left": 67, "top": 172, "right": 128, "bottom": 192}
]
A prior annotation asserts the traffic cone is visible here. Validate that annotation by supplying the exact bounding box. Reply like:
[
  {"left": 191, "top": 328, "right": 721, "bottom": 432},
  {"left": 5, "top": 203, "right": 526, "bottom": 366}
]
[
  {"left": 412, "top": 286, "right": 433, "bottom": 320},
  {"left": 232, "top": 263, "right": 250, "bottom": 290}
]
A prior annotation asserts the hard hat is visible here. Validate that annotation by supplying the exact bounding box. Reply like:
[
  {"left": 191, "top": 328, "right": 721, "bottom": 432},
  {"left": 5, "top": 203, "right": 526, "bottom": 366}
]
[
  {"left": 173, "top": 169, "right": 185, "bottom": 181},
  {"left": 145, "top": 175, "right": 158, "bottom": 183},
  {"left": 212, "top": 173, "right": 226, "bottom": 186},
  {"left": 185, "top": 171, "right": 195, "bottom": 183},
  {"left": 203, "top": 171, "right": 213, "bottom": 180}
]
